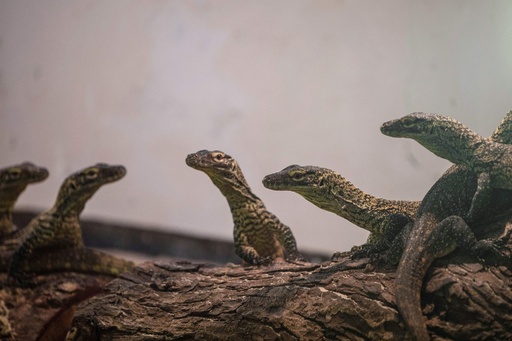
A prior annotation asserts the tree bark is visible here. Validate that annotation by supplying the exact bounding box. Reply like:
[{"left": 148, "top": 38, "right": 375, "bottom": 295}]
[
  {"left": 0, "top": 272, "right": 115, "bottom": 341},
  {"left": 67, "top": 252, "right": 512, "bottom": 340},
  {"left": 5, "top": 213, "right": 511, "bottom": 340},
  {"left": 0, "top": 247, "right": 134, "bottom": 341}
]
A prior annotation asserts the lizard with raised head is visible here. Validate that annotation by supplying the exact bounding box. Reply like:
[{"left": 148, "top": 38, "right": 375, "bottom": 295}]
[
  {"left": 0, "top": 162, "right": 49, "bottom": 237},
  {"left": 380, "top": 111, "right": 512, "bottom": 340},
  {"left": 381, "top": 112, "right": 512, "bottom": 192},
  {"left": 8, "top": 163, "right": 134, "bottom": 283},
  {"left": 186, "top": 150, "right": 304, "bottom": 265},
  {"left": 262, "top": 165, "right": 420, "bottom": 259}
]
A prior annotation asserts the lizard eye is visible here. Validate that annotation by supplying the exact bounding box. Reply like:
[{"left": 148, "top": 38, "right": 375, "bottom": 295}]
[
  {"left": 401, "top": 117, "right": 417, "bottom": 129},
  {"left": 289, "top": 171, "right": 305, "bottom": 182},
  {"left": 85, "top": 169, "right": 99, "bottom": 179},
  {"left": 8, "top": 169, "right": 21, "bottom": 180},
  {"left": 212, "top": 152, "right": 225, "bottom": 162}
]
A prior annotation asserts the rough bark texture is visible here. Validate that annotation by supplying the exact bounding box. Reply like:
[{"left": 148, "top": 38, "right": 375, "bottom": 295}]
[
  {"left": 67, "top": 254, "right": 512, "bottom": 340},
  {"left": 6, "top": 212, "right": 512, "bottom": 340},
  {"left": 0, "top": 272, "right": 115, "bottom": 341}
]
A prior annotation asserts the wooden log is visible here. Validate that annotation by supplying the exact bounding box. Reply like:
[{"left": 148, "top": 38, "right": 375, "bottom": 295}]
[
  {"left": 0, "top": 248, "right": 135, "bottom": 340},
  {"left": 67, "top": 254, "right": 512, "bottom": 340},
  {"left": 0, "top": 272, "right": 115, "bottom": 341}
]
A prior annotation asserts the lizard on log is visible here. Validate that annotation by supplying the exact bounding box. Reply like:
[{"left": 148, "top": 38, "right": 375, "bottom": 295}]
[
  {"left": 186, "top": 150, "right": 304, "bottom": 265},
  {"left": 262, "top": 165, "right": 420, "bottom": 260},
  {"left": 7, "top": 163, "right": 134, "bottom": 285},
  {"left": 0, "top": 162, "right": 49, "bottom": 238},
  {"left": 380, "top": 111, "right": 512, "bottom": 340}
]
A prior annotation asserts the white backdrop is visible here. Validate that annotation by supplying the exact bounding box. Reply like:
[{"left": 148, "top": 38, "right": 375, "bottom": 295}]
[{"left": 1, "top": 1, "right": 511, "bottom": 254}]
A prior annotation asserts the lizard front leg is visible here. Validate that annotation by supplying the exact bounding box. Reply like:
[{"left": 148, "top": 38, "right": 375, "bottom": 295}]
[
  {"left": 234, "top": 232, "right": 272, "bottom": 265},
  {"left": 466, "top": 172, "right": 493, "bottom": 222},
  {"left": 425, "top": 215, "right": 506, "bottom": 263},
  {"left": 352, "top": 213, "right": 411, "bottom": 262}
]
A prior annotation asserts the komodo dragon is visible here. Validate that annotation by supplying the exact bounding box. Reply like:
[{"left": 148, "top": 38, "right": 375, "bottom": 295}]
[
  {"left": 8, "top": 163, "right": 134, "bottom": 284},
  {"left": 0, "top": 162, "right": 48, "bottom": 237},
  {"left": 262, "top": 165, "right": 420, "bottom": 259},
  {"left": 186, "top": 150, "right": 304, "bottom": 265},
  {"left": 380, "top": 111, "right": 512, "bottom": 340}
]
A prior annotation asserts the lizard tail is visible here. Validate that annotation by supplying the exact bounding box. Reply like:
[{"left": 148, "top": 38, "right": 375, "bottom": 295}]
[
  {"left": 395, "top": 247, "right": 432, "bottom": 341},
  {"left": 24, "top": 247, "right": 135, "bottom": 277}
]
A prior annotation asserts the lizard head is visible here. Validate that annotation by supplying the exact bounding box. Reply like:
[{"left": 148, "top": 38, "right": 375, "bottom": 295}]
[
  {"left": 380, "top": 112, "right": 439, "bottom": 138},
  {"left": 380, "top": 112, "right": 474, "bottom": 140},
  {"left": 263, "top": 165, "right": 357, "bottom": 213},
  {"left": 57, "top": 163, "right": 126, "bottom": 205},
  {"left": 380, "top": 112, "right": 482, "bottom": 165},
  {"left": 0, "top": 162, "right": 49, "bottom": 190},
  {"left": 262, "top": 165, "right": 329, "bottom": 192},
  {"left": 186, "top": 149, "right": 242, "bottom": 179}
]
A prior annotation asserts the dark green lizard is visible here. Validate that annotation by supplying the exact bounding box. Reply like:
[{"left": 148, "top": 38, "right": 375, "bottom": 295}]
[
  {"left": 262, "top": 165, "right": 420, "bottom": 258},
  {"left": 0, "top": 162, "right": 49, "bottom": 237},
  {"left": 186, "top": 150, "right": 304, "bottom": 265},
  {"left": 8, "top": 163, "right": 134, "bottom": 284},
  {"left": 380, "top": 111, "right": 512, "bottom": 340},
  {"left": 382, "top": 112, "right": 512, "bottom": 192}
]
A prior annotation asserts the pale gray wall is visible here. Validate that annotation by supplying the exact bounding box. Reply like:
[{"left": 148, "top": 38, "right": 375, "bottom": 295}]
[{"left": 1, "top": 1, "right": 511, "bottom": 254}]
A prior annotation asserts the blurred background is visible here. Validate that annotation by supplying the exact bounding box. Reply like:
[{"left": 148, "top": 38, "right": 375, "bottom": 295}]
[{"left": 1, "top": 1, "right": 511, "bottom": 261}]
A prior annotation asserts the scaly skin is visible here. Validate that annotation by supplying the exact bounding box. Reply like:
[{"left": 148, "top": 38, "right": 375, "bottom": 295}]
[
  {"left": 262, "top": 165, "right": 420, "bottom": 258},
  {"left": 380, "top": 111, "right": 512, "bottom": 340},
  {"left": 0, "top": 162, "right": 49, "bottom": 237},
  {"left": 381, "top": 112, "right": 512, "bottom": 191},
  {"left": 8, "top": 163, "right": 133, "bottom": 283},
  {"left": 186, "top": 150, "right": 304, "bottom": 265}
]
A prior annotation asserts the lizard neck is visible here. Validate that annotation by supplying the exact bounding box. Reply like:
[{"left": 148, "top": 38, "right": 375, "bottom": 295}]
[
  {"left": 327, "top": 174, "right": 392, "bottom": 227},
  {"left": 298, "top": 173, "right": 406, "bottom": 229},
  {"left": 0, "top": 212, "right": 13, "bottom": 235},
  {"left": 48, "top": 208, "right": 81, "bottom": 224},
  {"left": 209, "top": 175, "right": 262, "bottom": 212},
  {"left": 0, "top": 184, "right": 27, "bottom": 234},
  {"left": 417, "top": 123, "right": 486, "bottom": 168},
  {"left": 53, "top": 189, "right": 97, "bottom": 217}
]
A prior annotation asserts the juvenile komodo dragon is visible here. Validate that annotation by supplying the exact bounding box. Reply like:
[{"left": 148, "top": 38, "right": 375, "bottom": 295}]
[
  {"left": 262, "top": 165, "right": 420, "bottom": 259},
  {"left": 380, "top": 111, "right": 512, "bottom": 341},
  {"left": 8, "top": 163, "right": 134, "bottom": 284},
  {"left": 383, "top": 112, "right": 512, "bottom": 192},
  {"left": 186, "top": 150, "right": 304, "bottom": 265},
  {"left": 0, "top": 162, "right": 49, "bottom": 238}
]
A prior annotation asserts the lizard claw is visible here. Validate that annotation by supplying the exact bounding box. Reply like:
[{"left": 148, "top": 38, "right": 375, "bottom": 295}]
[
  {"left": 254, "top": 256, "right": 273, "bottom": 266},
  {"left": 471, "top": 239, "right": 509, "bottom": 265},
  {"left": 286, "top": 253, "right": 306, "bottom": 262},
  {"left": 351, "top": 245, "right": 372, "bottom": 260},
  {"left": 351, "top": 242, "right": 390, "bottom": 261},
  {"left": 331, "top": 251, "right": 351, "bottom": 261}
]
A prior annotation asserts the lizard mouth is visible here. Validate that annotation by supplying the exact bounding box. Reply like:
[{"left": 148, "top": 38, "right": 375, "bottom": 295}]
[
  {"left": 261, "top": 175, "right": 278, "bottom": 190},
  {"left": 381, "top": 120, "right": 422, "bottom": 137},
  {"left": 33, "top": 168, "right": 50, "bottom": 182},
  {"left": 185, "top": 153, "right": 210, "bottom": 170},
  {"left": 100, "top": 165, "right": 127, "bottom": 183},
  {"left": 380, "top": 120, "right": 401, "bottom": 137},
  {"left": 185, "top": 154, "right": 199, "bottom": 167}
]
